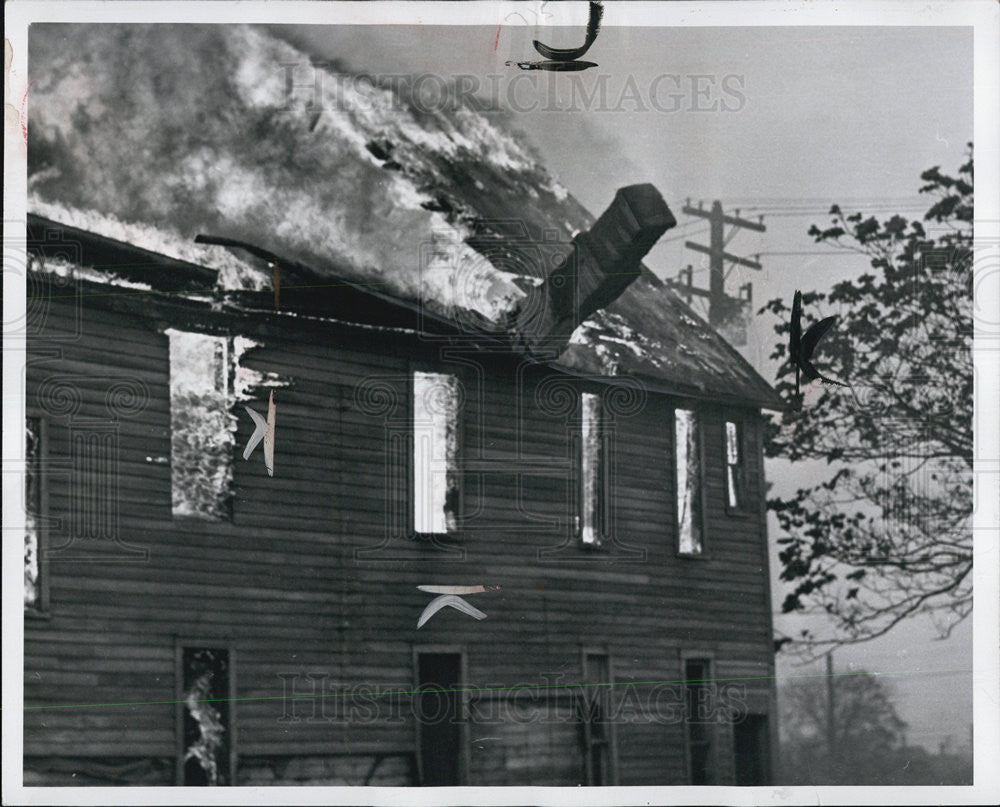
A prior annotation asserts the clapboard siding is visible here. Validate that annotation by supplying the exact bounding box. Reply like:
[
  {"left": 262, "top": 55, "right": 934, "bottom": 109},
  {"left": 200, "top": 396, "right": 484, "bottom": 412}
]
[{"left": 24, "top": 278, "right": 776, "bottom": 786}]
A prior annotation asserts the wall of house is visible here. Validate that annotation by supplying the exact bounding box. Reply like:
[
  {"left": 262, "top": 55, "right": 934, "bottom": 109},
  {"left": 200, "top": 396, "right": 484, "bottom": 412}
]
[{"left": 23, "top": 274, "right": 776, "bottom": 787}]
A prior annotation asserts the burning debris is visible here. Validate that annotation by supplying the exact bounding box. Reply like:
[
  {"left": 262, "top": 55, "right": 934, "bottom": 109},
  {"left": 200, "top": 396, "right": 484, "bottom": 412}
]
[{"left": 181, "top": 648, "right": 231, "bottom": 786}]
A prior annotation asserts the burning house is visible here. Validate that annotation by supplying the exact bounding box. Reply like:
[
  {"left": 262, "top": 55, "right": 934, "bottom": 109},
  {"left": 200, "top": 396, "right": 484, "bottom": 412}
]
[{"left": 22, "top": 24, "right": 782, "bottom": 786}]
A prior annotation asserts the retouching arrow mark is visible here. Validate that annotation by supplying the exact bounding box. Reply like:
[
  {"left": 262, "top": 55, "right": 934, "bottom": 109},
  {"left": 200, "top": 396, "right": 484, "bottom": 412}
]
[
  {"left": 243, "top": 391, "right": 276, "bottom": 476},
  {"left": 532, "top": 0, "right": 603, "bottom": 61},
  {"left": 264, "top": 390, "right": 275, "bottom": 477},
  {"left": 417, "top": 585, "right": 501, "bottom": 595},
  {"left": 243, "top": 406, "right": 266, "bottom": 459},
  {"left": 417, "top": 595, "right": 488, "bottom": 629}
]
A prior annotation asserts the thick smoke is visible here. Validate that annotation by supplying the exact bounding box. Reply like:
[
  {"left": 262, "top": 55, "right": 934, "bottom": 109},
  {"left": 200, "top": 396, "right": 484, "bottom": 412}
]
[
  {"left": 27, "top": 24, "right": 772, "bottom": 400},
  {"left": 27, "top": 24, "right": 578, "bottom": 321}
]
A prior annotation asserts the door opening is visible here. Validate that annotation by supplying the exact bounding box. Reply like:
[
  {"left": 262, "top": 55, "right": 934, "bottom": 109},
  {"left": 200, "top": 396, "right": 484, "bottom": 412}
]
[
  {"left": 416, "top": 652, "right": 462, "bottom": 785},
  {"left": 733, "top": 713, "right": 770, "bottom": 785}
]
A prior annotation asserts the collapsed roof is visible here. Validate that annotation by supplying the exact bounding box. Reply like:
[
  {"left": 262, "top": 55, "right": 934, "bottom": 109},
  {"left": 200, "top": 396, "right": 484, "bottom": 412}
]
[{"left": 27, "top": 23, "right": 780, "bottom": 409}]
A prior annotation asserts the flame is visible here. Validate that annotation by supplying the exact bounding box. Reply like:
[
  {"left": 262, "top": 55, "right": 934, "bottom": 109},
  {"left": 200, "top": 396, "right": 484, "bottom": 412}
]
[{"left": 26, "top": 24, "right": 577, "bottom": 323}]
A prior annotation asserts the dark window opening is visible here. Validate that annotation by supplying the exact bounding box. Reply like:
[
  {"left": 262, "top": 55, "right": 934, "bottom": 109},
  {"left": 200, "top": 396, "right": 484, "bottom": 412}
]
[
  {"left": 416, "top": 652, "right": 462, "bottom": 786},
  {"left": 181, "top": 647, "right": 232, "bottom": 786},
  {"left": 725, "top": 420, "right": 746, "bottom": 511},
  {"left": 734, "top": 714, "right": 770, "bottom": 786},
  {"left": 685, "top": 659, "right": 713, "bottom": 784},
  {"left": 25, "top": 417, "right": 42, "bottom": 609},
  {"left": 581, "top": 652, "right": 613, "bottom": 785}
]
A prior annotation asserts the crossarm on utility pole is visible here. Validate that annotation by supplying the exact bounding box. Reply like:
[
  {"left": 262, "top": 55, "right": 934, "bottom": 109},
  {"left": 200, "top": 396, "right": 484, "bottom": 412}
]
[
  {"left": 684, "top": 241, "right": 762, "bottom": 270},
  {"left": 682, "top": 204, "right": 766, "bottom": 232}
]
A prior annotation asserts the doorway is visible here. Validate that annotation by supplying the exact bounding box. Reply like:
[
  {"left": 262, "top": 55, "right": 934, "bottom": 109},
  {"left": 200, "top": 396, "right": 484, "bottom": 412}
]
[
  {"left": 416, "top": 652, "right": 463, "bottom": 785},
  {"left": 733, "top": 714, "right": 770, "bottom": 785}
]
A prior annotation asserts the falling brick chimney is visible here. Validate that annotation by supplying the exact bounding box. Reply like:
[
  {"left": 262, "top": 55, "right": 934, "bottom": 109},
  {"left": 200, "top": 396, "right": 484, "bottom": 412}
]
[{"left": 514, "top": 183, "right": 676, "bottom": 357}]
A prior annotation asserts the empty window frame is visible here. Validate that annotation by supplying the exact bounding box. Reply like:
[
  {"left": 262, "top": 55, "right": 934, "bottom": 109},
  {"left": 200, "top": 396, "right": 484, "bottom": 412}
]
[
  {"left": 412, "top": 371, "right": 461, "bottom": 536},
  {"left": 168, "top": 330, "right": 233, "bottom": 520},
  {"left": 684, "top": 658, "right": 714, "bottom": 785},
  {"left": 24, "top": 416, "right": 44, "bottom": 610},
  {"left": 177, "top": 646, "right": 234, "bottom": 786},
  {"left": 579, "top": 392, "right": 605, "bottom": 546},
  {"left": 725, "top": 419, "right": 746, "bottom": 512},
  {"left": 581, "top": 651, "right": 615, "bottom": 785},
  {"left": 674, "top": 408, "right": 704, "bottom": 555}
]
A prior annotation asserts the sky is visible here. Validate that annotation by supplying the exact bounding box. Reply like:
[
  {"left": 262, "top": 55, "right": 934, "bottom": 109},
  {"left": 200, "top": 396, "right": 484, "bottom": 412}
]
[{"left": 273, "top": 19, "right": 975, "bottom": 752}]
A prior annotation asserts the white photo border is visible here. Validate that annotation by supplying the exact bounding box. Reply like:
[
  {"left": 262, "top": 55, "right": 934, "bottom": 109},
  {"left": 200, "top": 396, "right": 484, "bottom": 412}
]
[{"left": 3, "top": 2, "right": 998, "bottom": 805}]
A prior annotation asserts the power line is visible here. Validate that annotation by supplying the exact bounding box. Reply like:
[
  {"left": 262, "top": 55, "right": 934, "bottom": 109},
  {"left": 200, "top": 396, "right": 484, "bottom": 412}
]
[
  {"left": 736, "top": 209, "right": 931, "bottom": 217},
  {"left": 733, "top": 202, "right": 928, "bottom": 208},
  {"left": 658, "top": 226, "right": 709, "bottom": 246},
  {"left": 756, "top": 251, "right": 867, "bottom": 257},
  {"left": 717, "top": 196, "right": 928, "bottom": 205}
]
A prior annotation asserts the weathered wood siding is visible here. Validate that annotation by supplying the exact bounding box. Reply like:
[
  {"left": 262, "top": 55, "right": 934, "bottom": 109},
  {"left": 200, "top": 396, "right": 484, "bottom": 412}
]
[{"left": 24, "top": 271, "right": 775, "bottom": 786}]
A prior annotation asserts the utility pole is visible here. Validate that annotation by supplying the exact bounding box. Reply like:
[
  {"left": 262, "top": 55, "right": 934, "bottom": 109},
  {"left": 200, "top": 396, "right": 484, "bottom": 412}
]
[
  {"left": 826, "top": 652, "right": 836, "bottom": 765},
  {"left": 678, "top": 200, "right": 765, "bottom": 330},
  {"left": 676, "top": 265, "right": 696, "bottom": 303}
]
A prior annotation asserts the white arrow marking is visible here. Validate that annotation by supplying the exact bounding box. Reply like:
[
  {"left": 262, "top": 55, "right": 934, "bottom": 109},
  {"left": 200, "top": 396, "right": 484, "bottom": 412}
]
[
  {"left": 417, "top": 594, "right": 488, "bottom": 629},
  {"left": 417, "top": 585, "right": 501, "bottom": 595},
  {"left": 264, "top": 390, "right": 275, "bottom": 477},
  {"left": 243, "top": 406, "right": 266, "bottom": 459},
  {"left": 243, "top": 392, "right": 276, "bottom": 476}
]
